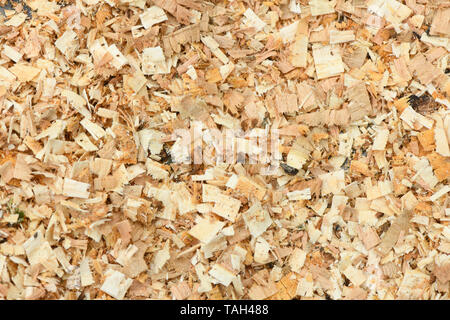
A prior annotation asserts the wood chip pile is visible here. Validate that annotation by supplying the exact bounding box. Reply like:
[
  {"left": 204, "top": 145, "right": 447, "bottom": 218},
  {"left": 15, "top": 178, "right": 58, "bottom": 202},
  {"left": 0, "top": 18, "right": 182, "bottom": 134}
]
[{"left": 0, "top": 0, "right": 449, "bottom": 300}]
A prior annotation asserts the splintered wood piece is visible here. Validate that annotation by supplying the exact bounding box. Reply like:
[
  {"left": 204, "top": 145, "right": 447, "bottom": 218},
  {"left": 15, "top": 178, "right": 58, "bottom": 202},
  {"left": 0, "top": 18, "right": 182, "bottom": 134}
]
[
  {"left": 9, "top": 64, "right": 41, "bottom": 82},
  {"left": 242, "top": 202, "right": 273, "bottom": 238},
  {"left": 235, "top": 176, "right": 266, "bottom": 201},
  {"left": 310, "top": 0, "right": 336, "bottom": 16},
  {"left": 367, "top": 0, "right": 412, "bottom": 29},
  {"left": 201, "top": 36, "right": 229, "bottom": 64},
  {"left": 145, "top": 159, "right": 169, "bottom": 179},
  {"left": 142, "top": 46, "right": 173, "bottom": 75},
  {"left": 23, "top": 230, "right": 59, "bottom": 272},
  {"left": 188, "top": 217, "right": 225, "bottom": 244},
  {"left": 430, "top": 8, "right": 450, "bottom": 36},
  {"left": 397, "top": 269, "right": 430, "bottom": 299},
  {"left": 290, "top": 34, "right": 308, "bottom": 68},
  {"left": 55, "top": 30, "right": 78, "bottom": 58},
  {"left": 377, "top": 212, "right": 410, "bottom": 257},
  {"left": 208, "top": 264, "right": 235, "bottom": 286},
  {"left": 80, "top": 118, "right": 106, "bottom": 141},
  {"left": 342, "top": 265, "right": 367, "bottom": 287},
  {"left": 62, "top": 178, "right": 91, "bottom": 199},
  {"left": 279, "top": 21, "right": 300, "bottom": 44},
  {"left": 212, "top": 194, "right": 241, "bottom": 222},
  {"left": 80, "top": 258, "right": 95, "bottom": 287},
  {"left": 289, "top": 248, "right": 306, "bottom": 273},
  {"left": 312, "top": 44, "right": 344, "bottom": 79},
  {"left": 2, "top": 45, "right": 23, "bottom": 62},
  {"left": 100, "top": 270, "right": 133, "bottom": 300},
  {"left": 329, "top": 30, "right": 355, "bottom": 44},
  {"left": 372, "top": 128, "right": 389, "bottom": 151},
  {"left": 242, "top": 8, "right": 266, "bottom": 32},
  {"left": 140, "top": 6, "right": 168, "bottom": 29}
]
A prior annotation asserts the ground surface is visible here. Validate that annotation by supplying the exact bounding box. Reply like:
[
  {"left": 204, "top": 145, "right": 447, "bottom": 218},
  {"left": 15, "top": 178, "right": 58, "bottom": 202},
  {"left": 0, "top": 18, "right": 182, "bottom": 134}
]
[{"left": 0, "top": 0, "right": 449, "bottom": 300}]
